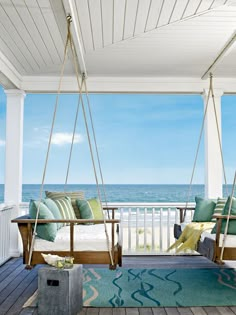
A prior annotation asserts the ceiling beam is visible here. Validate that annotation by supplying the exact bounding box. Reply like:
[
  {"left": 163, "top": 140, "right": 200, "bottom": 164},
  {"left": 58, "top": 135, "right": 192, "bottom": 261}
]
[
  {"left": 201, "top": 30, "right": 236, "bottom": 80},
  {"left": 62, "top": 0, "right": 88, "bottom": 78},
  {"left": 0, "top": 51, "right": 21, "bottom": 89}
]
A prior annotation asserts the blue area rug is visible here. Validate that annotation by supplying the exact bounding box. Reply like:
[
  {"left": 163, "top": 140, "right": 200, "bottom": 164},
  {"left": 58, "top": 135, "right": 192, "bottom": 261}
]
[{"left": 83, "top": 268, "right": 236, "bottom": 307}]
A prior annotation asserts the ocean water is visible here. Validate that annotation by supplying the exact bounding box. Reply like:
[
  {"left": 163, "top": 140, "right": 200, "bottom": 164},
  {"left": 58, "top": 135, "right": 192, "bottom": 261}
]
[{"left": 0, "top": 184, "right": 233, "bottom": 203}]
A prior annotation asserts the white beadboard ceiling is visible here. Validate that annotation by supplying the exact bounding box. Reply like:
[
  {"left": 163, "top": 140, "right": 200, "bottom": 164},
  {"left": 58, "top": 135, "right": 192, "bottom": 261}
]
[{"left": 0, "top": 0, "right": 236, "bottom": 91}]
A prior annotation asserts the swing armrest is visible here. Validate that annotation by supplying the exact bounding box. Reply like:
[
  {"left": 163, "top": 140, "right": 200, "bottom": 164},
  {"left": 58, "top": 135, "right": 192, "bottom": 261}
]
[
  {"left": 102, "top": 206, "right": 119, "bottom": 220},
  {"left": 212, "top": 215, "right": 236, "bottom": 220},
  {"left": 12, "top": 217, "right": 120, "bottom": 224},
  {"left": 212, "top": 215, "right": 236, "bottom": 248},
  {"left": 176, "top": 206, "right": 195, "bottom": 223}
]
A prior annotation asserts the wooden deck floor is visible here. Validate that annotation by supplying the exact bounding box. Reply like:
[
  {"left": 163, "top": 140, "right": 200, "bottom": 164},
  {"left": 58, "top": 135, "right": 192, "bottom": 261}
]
[{"left": 0, "top": 256, "right": 235, "bottom": 315}]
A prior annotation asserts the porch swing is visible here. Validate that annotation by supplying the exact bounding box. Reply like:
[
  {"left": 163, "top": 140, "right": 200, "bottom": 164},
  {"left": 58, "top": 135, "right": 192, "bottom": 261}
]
[
  {"left": 12, "top": 16, "right": 122, "bottom": 269},
  {"left": 170, "top": 74, "right": 236, "bottom": 263}
]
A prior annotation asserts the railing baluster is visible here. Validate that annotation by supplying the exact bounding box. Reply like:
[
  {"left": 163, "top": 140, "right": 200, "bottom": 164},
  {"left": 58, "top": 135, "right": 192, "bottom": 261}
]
[
  {"left": 136, "top": 208, "right": 139, "bottom": 251},
  {"left": 167, "top": 207, "right": 171, "bottom": 248},
  {"left": 128, "top": 208, "right": 132, "bottom": 252},
  {"left": 144, "top": 208, "right": 147, "bottom": 251},
  {"left": 152, "top": 208, "right": 155, "bottom": 251},
  {"left": 160, "top": 207, "right": 163, "bottom": 252}
]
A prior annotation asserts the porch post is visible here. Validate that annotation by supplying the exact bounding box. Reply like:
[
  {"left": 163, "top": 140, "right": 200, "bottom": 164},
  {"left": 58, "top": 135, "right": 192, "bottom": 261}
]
[
  {"left": 4, "top": 89, "right": 25, "bottom": 257},
  {"left": 202, "top": 89, "right": 223, "bottom": 199}
]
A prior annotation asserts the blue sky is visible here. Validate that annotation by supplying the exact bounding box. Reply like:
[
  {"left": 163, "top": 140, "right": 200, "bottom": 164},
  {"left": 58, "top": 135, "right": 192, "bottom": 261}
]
[{"left": 0, "top": 86, "right": 235, "bottom": 184}]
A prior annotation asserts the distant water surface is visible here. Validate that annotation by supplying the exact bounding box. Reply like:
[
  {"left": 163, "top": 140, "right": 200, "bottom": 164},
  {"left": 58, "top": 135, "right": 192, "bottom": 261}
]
[{"left": 0, "top": 184, "right": 233, "bottom": 203}]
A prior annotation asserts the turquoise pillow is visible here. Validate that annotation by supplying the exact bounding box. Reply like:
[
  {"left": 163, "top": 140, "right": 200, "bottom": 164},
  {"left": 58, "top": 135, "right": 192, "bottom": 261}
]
[
  {"left": 212, "top": 196, "right": 236, "bottom": 235},
  {"left": 192, "top": 197, "right": 216, "bottom": 222},
  {"left": 43, "top": 198, "right": 63, "bottom": 230},
  {"left": 29, "top": 200, "right": 57, "bottom": 242},
  {"left": 76, "top": 199, "right": 93, "bottom": 222},
  {"left": 76, "top": 198, "right": 104, "bottom": 223}
]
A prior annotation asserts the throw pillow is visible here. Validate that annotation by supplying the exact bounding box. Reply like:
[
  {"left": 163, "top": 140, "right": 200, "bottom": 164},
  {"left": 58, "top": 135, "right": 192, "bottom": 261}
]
[
  {"left": 43, "top": 198, "right": 63, "bottom": 230},
  {"left": 53, "top": 196, "right": 76, "bottom": 226},
  {"left": 76, "top": 198, "right": 104, "bottom": 223},
  {"left": 211, "top": 197, "right": 227, "bottom": 222},
  {"left": 76, "top": 199, "right": 93, "bottom": 223},
  {"left": 29, "top": 200, "right": 57, "bottom": 242},
  {"left": 45, "top": 191, "right": 84, "bottom": 218},
  {"left": 192, "top": 196, "right": 216, "bottom": 222},
  {"left": 211, "top": 196, "right": 236, "bottom": 235}
]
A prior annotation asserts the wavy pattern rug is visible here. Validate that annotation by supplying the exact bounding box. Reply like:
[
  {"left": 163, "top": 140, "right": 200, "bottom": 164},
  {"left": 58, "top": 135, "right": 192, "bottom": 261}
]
[{"left": 83, "top": 268, "right": 236, "bottom": 307}]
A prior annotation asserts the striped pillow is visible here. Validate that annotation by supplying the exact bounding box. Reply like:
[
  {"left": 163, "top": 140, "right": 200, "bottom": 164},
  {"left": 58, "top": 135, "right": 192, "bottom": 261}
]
[
  {"left": 211, "top": 197, "right": 227, "bottom": 222},
  {"left": 45, "top": 191, "right": 84, "bottom": 219},
  {"left": 53, "top": 196, "right": 76, "bottom": 226}
]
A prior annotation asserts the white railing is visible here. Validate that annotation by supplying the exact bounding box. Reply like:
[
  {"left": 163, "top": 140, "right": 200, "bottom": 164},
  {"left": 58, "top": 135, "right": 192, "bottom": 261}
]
[
  {"left": 107, "top": 202, "right": 195, "bottom": 254},
  {"left": 20, "top": 201, "right": 195, "bottom": 255},
  {"left": 0, "top": 204, "right": 14, "bottom": 265}
]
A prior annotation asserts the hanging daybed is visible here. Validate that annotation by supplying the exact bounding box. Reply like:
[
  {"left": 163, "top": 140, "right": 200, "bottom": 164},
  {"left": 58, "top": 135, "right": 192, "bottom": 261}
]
[
  {"left": 173, "top": 200, "right": 236, "bottom": 262},
  {"left": 12, "top": 205, "right": 122, "bottom": 268},
  {"left": 169, "top": 74, "right": 236, "bottom": 263},
  {"left": 12, "top": 15, "right": 122, "bottom": 269}
]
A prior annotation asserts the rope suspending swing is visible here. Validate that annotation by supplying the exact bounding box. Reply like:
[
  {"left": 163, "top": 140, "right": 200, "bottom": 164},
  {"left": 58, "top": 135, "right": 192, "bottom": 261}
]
[
  {"left": 182, "top": 73, "right": 234, "bottom": 263},
  {"left": 26, "top": 15, "right": 114, "bottom": 269},
  {"left": 183, "top": 73, "right": 228, "bottom": 221}
]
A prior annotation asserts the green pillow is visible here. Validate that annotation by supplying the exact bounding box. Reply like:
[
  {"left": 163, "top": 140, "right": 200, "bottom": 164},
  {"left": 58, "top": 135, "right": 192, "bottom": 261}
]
[
  {"left": 29, "top": 200, "right": 57, "bottom": 242},
  {"left": 211, "top": 197, "right": 227, "bottom": 222},
  {"left": 45, "top": 191, "right": 84, "bottom": 219},
  {"left": 53, "top": 196, "right": 76, "bottom": 226},
  {"left": 76, "top": 198, "right": 104, "bottom": 223},
  {"left": 192, "top": 197, "right": 216, "bottom": 222},
  {"left": 76, "top": 199, "right": 93, "bottom": 223},
  {"left": 43, "top": 198, "right": 63, "bottom": 230},
  {"left": 212, "top": 196, "right": 236, "bottom": 235}
]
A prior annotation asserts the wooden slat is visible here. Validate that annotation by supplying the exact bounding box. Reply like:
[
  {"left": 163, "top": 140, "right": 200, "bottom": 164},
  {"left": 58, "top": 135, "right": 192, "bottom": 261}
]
[
  {"left": 5, "top": 273, "right": 38, "bottom": 315},
  {"left": 113, "top": 0, "right": 126, "bottom": 42},
  {"left": 165, "top": 308, "right": 180, "bottom": 315},
  {"left": 123, "top": 0, "right": 139, "bottom": 39},
  {"left": 177, "top": 307, "right": 194, "bottom": 315},
  {"left": 0, "top": 266, "right": 39, "bottom": 314},
  {"left": 0, "top": 264, "right": 25, "bottom": 293},
  {"left": 13, "top": 0, "right": 55, "bottom": 66},
  {"left": 203, "top": 307, "right": 222, "bottom": 315},
  {"left": 216, "top": 307, "right": 236, "bottom": 315},
  {"left": 1, "top": 0, "right": 44, "bottom": 69},
  {"left": 113, "top": 308, "right": 127, "bottom": 315},
  {"left": 158, "top": 0, "right": 178, "bottom": 26},
  {"left": 152, "top": 308, "right": 168, "bottom": 315},
  {"left": 139, "top": 308, "right": 154, "bottom": 315},
  {"left": 76, "top": 0, "right": 94, "bottom": 52},
  {"left": 126, "top": 309, "right": 139, "bottom": 315},
  {"left": 133, "top": 0, "right": 152, "bottom": 36},
  {"left": 145, "top": 0, "right": 164, "bottom": 31},
  {"left": 190, "top": 306, "right": 207, "bottom": 315},
  {"left": 0, "top": 258, "right": 21, "bottom": 276},
  {"left": 88, "top": 0, "right": 103, "bottom": 49},
  {"left": 170, "top": 0, "right": 189, "bottom": 22}
]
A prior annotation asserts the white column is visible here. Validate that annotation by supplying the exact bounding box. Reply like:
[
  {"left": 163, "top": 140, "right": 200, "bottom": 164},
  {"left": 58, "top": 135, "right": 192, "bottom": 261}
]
[
  {"left": 202, "top": 89, "right": 223, "bottom": 199},
  {"left": 4, "top": 89, "right": 25, "bottom": 257}
]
